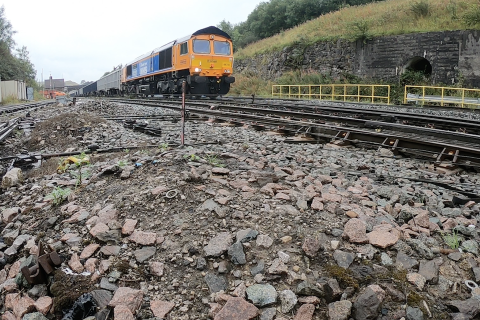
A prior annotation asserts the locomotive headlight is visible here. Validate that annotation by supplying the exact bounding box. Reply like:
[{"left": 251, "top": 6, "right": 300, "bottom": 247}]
[
  {"left": 224, "top": 69, "right": 230, "bottom": 73},
  {"left": 195, "top": 68, "right": 202, "bottom": 73}
]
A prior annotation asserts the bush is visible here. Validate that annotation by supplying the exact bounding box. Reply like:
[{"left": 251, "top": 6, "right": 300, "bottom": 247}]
[
  {"left": 351, "top": 20, "right": 373, "bottom": 43},
  {"left": 410, "top": 0, "right": 430, "bottom": 18},
  {"left": 463, "top": 4, "right": 480, "bottom": 27},
  {"left": 400, "top": 70, "right": 429, "bottom": 86}
]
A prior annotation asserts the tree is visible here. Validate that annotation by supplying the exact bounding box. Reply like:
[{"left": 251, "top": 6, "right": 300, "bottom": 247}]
[
  {"left": 0, "top": 6, "right": 36, "bottom": 84},
  {"left": 0, "top": 6, "right": 15, "bottom": 50}
]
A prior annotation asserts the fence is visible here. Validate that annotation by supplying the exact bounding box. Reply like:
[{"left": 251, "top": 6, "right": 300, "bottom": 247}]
[
  {"left": 272, "top": 84, "right": 391, "bottom": 104},
  {"left": 404, "top": 85, "right": 480, "bottom": 108}
]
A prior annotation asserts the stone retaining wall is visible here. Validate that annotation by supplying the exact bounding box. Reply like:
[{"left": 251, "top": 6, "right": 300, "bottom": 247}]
[{"left": 235, "top": 30, "right": 480, "bottom": 87}]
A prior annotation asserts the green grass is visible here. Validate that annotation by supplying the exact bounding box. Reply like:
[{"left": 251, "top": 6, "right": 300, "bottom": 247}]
[
  {"left": 235, "top": 0, "right": 480, "bottom": 59},
  {"left": 1, "top": 95, "right": 21, "bottom": 105}
]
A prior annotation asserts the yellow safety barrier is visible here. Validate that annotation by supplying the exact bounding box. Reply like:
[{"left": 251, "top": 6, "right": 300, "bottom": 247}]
[
  {"left": 272, "top": 84, "right": 391, "bottom": 104},
  {"left": 404, "top": 85, "right": 480, "bottom": 108}
]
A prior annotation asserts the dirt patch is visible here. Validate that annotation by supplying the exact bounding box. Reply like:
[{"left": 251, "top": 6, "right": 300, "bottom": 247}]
[
  {"left": 50, "top": 269, "right": 95, "bottom": 314},
  {"left": 25, "top": 112, "right": 105, "bottom": 152}
]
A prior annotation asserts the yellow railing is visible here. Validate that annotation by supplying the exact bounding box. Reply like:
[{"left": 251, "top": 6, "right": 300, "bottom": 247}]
[
  {"left": 404, "top": 85, "right": 480, "bottom": 108},
  {"left": 272, "top": 84, "right": 391, "bottom": 104}
]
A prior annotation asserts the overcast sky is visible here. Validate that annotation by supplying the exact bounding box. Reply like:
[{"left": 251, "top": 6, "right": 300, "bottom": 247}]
[{"left": 1, "top": 0, "right": 263, "bottom": 84}]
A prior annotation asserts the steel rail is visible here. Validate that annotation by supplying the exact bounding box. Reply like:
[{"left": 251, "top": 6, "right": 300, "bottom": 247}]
[
  {"left": 0, "top": 101, "right": 55, "bottom": 114},
  {"left": 108, "top": 97, "right": 480, "bottom": 136},
  {"left": 108, "top": 98, "right": 480, "bottom": 145},
  {"left": 104, "top": 99, "right": 480, "bottom": 166}
]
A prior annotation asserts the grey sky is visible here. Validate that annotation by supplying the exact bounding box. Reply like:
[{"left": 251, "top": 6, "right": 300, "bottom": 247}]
[{"left": 2, "top": 0, "right": 263, "bottom": 84}]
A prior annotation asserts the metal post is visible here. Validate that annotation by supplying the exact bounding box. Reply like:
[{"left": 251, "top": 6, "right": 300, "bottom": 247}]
[{"left": 181, "top": 81, "right": 186, "bottom": 146}]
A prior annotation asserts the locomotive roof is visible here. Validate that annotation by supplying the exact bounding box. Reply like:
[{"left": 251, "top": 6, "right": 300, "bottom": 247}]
[{"left": 126, "top": 26, "right": 231, "bottom": 66}]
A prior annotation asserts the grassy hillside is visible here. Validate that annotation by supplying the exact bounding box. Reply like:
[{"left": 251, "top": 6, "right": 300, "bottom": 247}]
[{"left": 235, "top": 0, "right": 480, "bottom": 59}]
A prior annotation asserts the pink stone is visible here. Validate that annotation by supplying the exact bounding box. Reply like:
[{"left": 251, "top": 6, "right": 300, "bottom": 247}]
[
  {"left": 311, "top": 197, "right": 324, "bottom": 211},
  {"left": 7, "top": 260, "right": 21, "bottom": 279},
  {"left": 302, "top": 237, "right": 321, "bottom": 257},
  {"left": 13, "top": 295, "right": 36, "bottom": 319},
  {"left": 34, "top": 296, "right": 53, "bottom": 314},
  {"left": 212, "top": 168, "right": 230, "bottom": 175},
  {"left": 122, "top": 219, "right": 138, "bottom": 236},
  {"left": 5, "top": 293, "right": 20, "bottom": 310},
  {"left": 298, "top": 296, "right": 321, "bottom": 305},
  {"left": 213, "top": 297, "right": 259, "bottom": 320},
  {"left": 407, "top": 273, "right": 426, "bottom": 290},
  {"left": 1, "top": 311, "right": 15, "bottom": 320},
  {"left": 322, "top": 193, "right": 342, "bottom": 203},
  {"left": 149, "top": 262, "right": 164, "bottom": 277},
  {"left": 97, "top": 205, "right": 118, "bottom": 225},
  {"left": 293, "top": 303, "right": 315, "bottom": 320},
  {"left": 367, "top": 224, "right": 400, "bottom": 248},
  {"left": 152, "top": 185, "right": 168, "bottom": 195},
  {"left": 114, "top": 305, "right": 135, "bottom": 320},
  {"left": 129, "top": 230, "right": 157, "bottom": 245},
  {"left": 99, "top": 260, "right": 111, "bottom": 274},
  {"left": 108, "top": 287, "right": 144, "bottom": 313},
  {"left": 89, "top": 222, "right": 109, "bottom": 237},
  {"left": 150, "top": 300, "right": 175, "bottom": 318},
  {"left": 68, "top": 253, "right": 84, "bottom": 273},
  {"left": 85, "top": 258, "right": 98, "bottom": 273},
  {"left": 80, "top": 244, "right": 100, "bottom": 259},
  {"left": 342, "top": 218, "right": 369, "bottom": 244},
  {"left": 2, "top": 207, "right": 20, "bottom": 224},
  {"left": 275, "top": 193, "right": 291, "bottom": 200}
]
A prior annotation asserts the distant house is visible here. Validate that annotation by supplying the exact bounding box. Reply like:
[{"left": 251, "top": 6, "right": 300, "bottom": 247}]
[{"left": 44, "top": 78, "right": 65, "bottom": 92}]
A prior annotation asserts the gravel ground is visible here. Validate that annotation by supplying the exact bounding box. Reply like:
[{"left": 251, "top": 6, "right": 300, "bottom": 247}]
[{"left": 0, "top": 100, "right": 479, "bottom": 320}]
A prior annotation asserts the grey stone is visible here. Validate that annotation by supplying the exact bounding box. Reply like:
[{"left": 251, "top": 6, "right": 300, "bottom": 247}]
[
  {"left": 205, "top": 273, "right": 227, "bottom": 293},
  {"left": 333, "top": 250, "right": 355, "bottom": 269},
  {"left": 441, "top": 207, "right": 462, "bottom": 218},
  {"left": 279, "top": 289, "right": 297, "bottom": 313},
  {"left": 204, "top": 232, "right": 233, "bottom": 257},
  {"left": 196, "top": 257, "right": 207, "bottom": 270},
  {"left": 201, "top": 199, "right": 219, "bottom": 211},
  {"left": 447, "top": 298, "right": 480, "bottom": 318},
  {"left": 353, "top": 286, "right": 385, "bottom": 320},
  {"left": 396, "top": 251, "right": 419, "bottom": 269},
  {"left": 246, "top": 284, "right": 277, "bottom": 307},
  {"left": 228, "top": 242, "right": 246, "bottom": 265},
  {"left": 473, "top": 267, "right": 480, "bottom": 282},
  {"left": 28, "top": 284, "right": 48, "bottom": 298},
  {"left": 331, "top": 228, "right": 344, "bottom": 237},
  {"left": 406, "top": 306, "right": 424, "bottom": 320},
  {"left": 218, "top": 261, "right": 229, "bottom": 274},
  {"left": 296, "top": 280, "right": 329, "bottom": 297},
  {"left": 90, "top": 289, "right": 112, "bottom": 309},
  {"left": 380, "top": 253, "right": 393, "bottom": 266},
  {"left": 100, "top": 277, "right": 118, "bottom": 291},
  {"left": 134, "top": 246, "right": 156, "bottom": 263},
  {"left": 461, "top": 240, "right": 479, "bottom": 255},
  {"left": 251, "top": 260, "right": 265, "bottom": 276},
  {"left": 406, "top": 239, "right": 434, "bottom": 259},
  {"left": 418, "top": 259, "right": 442, "bottom": 284},
  {"left": 21, "top": 312, "right": 49, "bottom": 320},
  {"left": 448, "top": 252, "right": 462, "bottom": 261},
  {"left": 236, "top": 228, "right": 259, "bottom": 243},
  {"left": 296, "top": 199, "right": 308, "bottom": 210},
  {"left": 260, "top": 307, "right": 276, "bottom": 320}
]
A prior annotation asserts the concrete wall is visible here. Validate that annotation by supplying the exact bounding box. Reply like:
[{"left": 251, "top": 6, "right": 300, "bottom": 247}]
[
  {"left": 0, "top": 80, "right": 27, "bottom": 101},
  {"left": 235, "top": 30, "right": 480, "bottom": 87}
]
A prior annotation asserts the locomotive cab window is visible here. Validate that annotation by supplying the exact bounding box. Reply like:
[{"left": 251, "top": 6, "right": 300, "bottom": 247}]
[
  {"left": 193, "top": 40, "right": 210, "bottom": 54},
  {"left": 180, "top": 42, "right": 188, "bottom": 55},
  {"left": 214, "top": 41, "right": 231, "bottom": 55}
]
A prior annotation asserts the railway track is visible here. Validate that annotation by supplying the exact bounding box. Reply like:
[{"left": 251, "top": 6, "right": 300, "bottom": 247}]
[
  {"left": 0, "top": 100, "right": 54, "bottom": 115},
  {"left": 82, "top": 97, "right": 480, "bottom": 167}
]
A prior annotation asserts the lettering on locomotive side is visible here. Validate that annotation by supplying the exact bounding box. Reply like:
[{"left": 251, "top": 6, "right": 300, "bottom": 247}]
[{"left": 207, "top": 60, "right": 218, "bottom": 63}]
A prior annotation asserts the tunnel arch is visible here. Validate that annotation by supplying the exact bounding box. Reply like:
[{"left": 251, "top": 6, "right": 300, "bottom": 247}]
[{"left": 404, "top": 56, "right": 432, "bottom": 76}]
